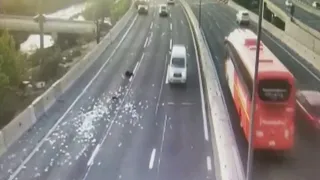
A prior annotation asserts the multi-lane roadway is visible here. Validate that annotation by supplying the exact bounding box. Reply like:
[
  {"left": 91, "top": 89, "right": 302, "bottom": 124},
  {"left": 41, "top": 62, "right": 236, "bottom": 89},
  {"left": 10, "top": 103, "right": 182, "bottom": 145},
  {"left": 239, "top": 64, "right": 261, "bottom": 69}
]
[
  {"left": 269, "top": 0, "right": 320, "bottom": 31},
  {"left": 1, "top": 0, "right": 320, "bottom": 180},
  {"left": 188, "top": 0, "right": 320, "bottom": 179},
  {"left": 0, "top": 1, "right": 215, "bottom": 180}
]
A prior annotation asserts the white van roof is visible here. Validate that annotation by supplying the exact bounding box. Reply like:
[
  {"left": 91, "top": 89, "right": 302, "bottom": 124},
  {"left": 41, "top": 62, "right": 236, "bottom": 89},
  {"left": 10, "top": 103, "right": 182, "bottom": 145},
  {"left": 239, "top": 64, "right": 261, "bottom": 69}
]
[{"left": 171, "top": 44, "right": 186, "bottom": 58}]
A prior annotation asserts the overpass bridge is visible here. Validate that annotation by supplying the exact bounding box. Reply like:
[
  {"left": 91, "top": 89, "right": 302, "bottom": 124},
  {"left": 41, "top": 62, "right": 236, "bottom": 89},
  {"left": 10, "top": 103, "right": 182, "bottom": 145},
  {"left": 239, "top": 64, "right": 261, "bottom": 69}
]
[{"left": 0, "top": 14, "right": 97, "bottom": 35}]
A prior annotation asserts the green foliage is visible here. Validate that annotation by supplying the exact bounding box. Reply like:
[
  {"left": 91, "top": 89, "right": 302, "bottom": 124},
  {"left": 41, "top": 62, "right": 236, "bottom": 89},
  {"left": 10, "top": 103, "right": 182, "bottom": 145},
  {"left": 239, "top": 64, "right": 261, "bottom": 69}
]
[
  {"left": 38, "top": 47, "right": 62, "bottom": 82},
  {"left": 0, "top": 30, "right": 25, "bottom": 87},
  {"left": 111, "top": 0, "right": 130, "bottom": 23},
  {"left": 0, "top": 0, "right": 85, "bottom": 15},
  {"left": 83, "top": 0, "right": 114, "bottom": 20},
  {"left": 26, "top": 46, "right": 62, "bottom": 81},
  {"left": 0, "top": 30, "right": 26, "bottom": 128}
]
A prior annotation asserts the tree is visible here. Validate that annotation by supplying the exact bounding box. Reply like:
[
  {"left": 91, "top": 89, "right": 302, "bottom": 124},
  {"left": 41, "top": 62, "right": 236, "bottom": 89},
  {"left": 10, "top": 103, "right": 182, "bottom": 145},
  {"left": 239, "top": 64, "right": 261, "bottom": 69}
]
[
  {"left": 93, "top": 0, "right": 113, "bottom": 20},
  {"left": 0, "top": 30, "right": 25, "bottom": 87},
  {"left": 84, "top": 0, "right": 113, "bottom": 43},
  {"left": 0, "top": 30, "right": 26, "bottom": 126}
]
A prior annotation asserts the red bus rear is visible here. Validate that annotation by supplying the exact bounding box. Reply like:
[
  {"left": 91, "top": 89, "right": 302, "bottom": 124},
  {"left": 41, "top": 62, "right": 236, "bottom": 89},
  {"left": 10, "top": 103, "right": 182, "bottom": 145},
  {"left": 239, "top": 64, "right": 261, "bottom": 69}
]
[{"left": 224, "top": 29, "right": 296, "bottom": 150}]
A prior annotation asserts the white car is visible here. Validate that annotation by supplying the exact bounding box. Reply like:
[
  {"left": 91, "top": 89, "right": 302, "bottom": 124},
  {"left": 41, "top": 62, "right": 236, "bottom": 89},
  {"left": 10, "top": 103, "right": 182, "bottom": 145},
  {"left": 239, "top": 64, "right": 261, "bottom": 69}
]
[
  {"left": 312, "top": 1, "right": 320, "bottom": 8},
  {"left": 285, "top": 0, "right": 293, "bottom": 7},
  {"left": 167, "top": 0, "right": 175, "bottom": 5},
  {"left": 236, "top": 10, "right": 250, "bottom": 26},
  {"left": 168, "top": 45, "right": 187, "bottom": 85},
  {"left": 159, "top": 4, "right": 169, "bottom": 16},
  {"left": 138, "top": 4, "right": 149, "bottom": 14}
]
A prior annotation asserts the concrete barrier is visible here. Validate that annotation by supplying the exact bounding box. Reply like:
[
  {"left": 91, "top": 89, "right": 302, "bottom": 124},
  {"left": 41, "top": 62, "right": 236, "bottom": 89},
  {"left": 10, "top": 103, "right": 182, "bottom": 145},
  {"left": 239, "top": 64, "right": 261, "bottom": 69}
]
[
  {"left": 0, "top": 131, "right": 6, "bottom": 155},
  {"left": 180, "top": 0, "right": 245, "bottom": 179},
  {"left": 32, "top": 96, "right": 46, "bottom": 119},
  {"left": 264, "top": 0, "right": 320, "bottom": 54},
  {"left": 2, "top": 106, "right": 36, "bottom": 149},
  {"left": 38, "top": 87, "right": 57, "bottom": 113},
  {"left": 229, "top": 1, "right": 320, "bottom": 73},
  {"left": 285, "top": 21, "right": 320, "bottom": 53},
  {"left": 264, "top": 0, "right": 289, "bottom": 21},
  {"left": 292, "top": 0, "right": 320, "bottom": 17},
  {"left": 52, "top": 80, "right": 63, "bottom": 100},
  {"left": 59, "top": 1, "right": 135, "bottom": 94},
  {"left": 0, "top": 0, "right": 135, "bottom": 156}
]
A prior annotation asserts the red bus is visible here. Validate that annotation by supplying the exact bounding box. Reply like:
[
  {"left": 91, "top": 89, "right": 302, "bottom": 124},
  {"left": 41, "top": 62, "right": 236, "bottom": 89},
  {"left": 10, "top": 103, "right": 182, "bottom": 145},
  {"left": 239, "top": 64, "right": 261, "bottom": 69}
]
[{"left": 224, "top": 29, "right": 296, "bottom": 150}]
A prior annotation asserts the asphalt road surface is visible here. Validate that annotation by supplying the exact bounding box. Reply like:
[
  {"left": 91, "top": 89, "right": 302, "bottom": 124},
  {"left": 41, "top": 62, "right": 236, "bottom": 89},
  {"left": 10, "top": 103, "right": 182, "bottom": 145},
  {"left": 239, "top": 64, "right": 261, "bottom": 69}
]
[
  {"left": 187, "top": 0, "right": 320, "bottom": 179},
  {"left": 0, "top": 1, "right": 215, "bottom": 180},
  {"left": 270, "top": 0, "right": 320, "bottom": 31}
]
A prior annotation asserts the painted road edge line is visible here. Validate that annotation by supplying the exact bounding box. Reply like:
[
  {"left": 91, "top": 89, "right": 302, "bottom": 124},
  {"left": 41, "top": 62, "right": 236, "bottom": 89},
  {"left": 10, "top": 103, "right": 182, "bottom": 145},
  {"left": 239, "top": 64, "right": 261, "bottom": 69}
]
[
  {"left": 149, "top": 148, "right": 157, "bottom": 169},
  {"left": 7, "top": 14, "right": 139, "bottom": 180}
]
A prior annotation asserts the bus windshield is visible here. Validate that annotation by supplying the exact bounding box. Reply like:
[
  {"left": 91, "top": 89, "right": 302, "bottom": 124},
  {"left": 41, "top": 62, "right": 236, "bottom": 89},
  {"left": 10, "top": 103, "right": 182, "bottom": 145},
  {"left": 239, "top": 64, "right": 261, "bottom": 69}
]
[{"left": 258, "top": 79, "right": 291, "bottom": 102}]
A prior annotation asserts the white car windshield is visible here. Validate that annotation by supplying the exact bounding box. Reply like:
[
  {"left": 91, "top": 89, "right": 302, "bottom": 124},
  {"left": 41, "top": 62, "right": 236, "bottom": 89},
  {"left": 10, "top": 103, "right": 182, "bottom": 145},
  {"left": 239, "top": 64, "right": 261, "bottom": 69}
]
[
  {"left": 242, "top": 12, "right": 249, "bottom": 16},
  {"left": 171, "top": 58, "right": 185, "bottom": 68}
]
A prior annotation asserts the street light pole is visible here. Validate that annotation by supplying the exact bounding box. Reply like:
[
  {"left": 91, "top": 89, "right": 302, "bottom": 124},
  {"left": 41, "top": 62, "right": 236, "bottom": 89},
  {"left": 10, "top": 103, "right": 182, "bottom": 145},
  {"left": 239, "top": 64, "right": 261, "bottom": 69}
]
[
  {"left": 198, "top": 0, "right": 202, "bottom": 27},
  {"left": 38, "top": 0, "right": 44, "bottom": 50},
  {"left": 246, "top": 0, "right": 264, "bottom": 179}
]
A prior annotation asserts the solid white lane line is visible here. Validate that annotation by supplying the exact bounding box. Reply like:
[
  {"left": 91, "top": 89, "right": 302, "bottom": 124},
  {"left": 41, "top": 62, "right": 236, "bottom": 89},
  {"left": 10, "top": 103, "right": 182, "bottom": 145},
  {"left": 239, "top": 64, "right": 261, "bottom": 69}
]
[
  {"left": 207, "top": 156, "right": 212, "bottom": 171},
  {"left": 140, "top": 53, "right": 145, "bottom": 62},
  {"left": 87, "top": 144, "right": 100, "bottom": 166},
  {"left": 130, "top": 53, "right": 144, "bottom": 82},
  {"left": 170, "top": 39, "right": 172, "bottom": 50},
  {"left": 181, "top": 102, "right": 193, "bottom": 105},
  {"left": 83, "top": 38, "right": 145, "bottom": 180},
  {"left": 130, "top": 63, "right": 139, "bottom": 82},
  {"left": 149, "top": 148, "right": 157, "bottom": 169},
  {"left": 165, "top": 64, "right": 169, "bottom": 84},
  {"left": 215, "top": 22, "right": 221, "bottom": 30},
  {"left": 155, "top": 55, "right": 169, "bottom": 115},
  {"left": 187, "top": 9, "right": 209, "bottom": 142},
  {"left": 148, "top": 32, "right": 153, "bottom": 46},
  {"left": 7, "top": 14, "right": 139, "bottom": 180},
  {"left": 156, "top": 115, "right": 168, "bottom": 178},
  {"left": 144, "top": 37, "right": 149, "bottom": 48}
]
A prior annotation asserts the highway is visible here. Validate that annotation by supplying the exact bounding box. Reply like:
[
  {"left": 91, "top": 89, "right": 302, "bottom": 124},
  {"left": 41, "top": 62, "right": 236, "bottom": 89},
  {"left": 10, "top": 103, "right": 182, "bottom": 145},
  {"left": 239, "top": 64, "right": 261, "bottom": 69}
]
[
  {"left": 187, "top": 0, "right": 320, "bottom": 179},
  {"left": 269, "top": 0, "right": 320, "bottom": 31},
  {"left": 298, "top": 0, "right": 315, "bottom": 4},
  {"left": 0, "top": 1, "right": 214, "bottom": 180}
]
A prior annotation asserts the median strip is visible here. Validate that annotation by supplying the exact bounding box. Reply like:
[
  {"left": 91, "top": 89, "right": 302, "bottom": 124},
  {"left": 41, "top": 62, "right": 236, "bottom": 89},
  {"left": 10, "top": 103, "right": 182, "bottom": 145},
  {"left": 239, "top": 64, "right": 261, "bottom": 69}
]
[{"left": 180, "top": 0, "right": 245, "bottom": 179}]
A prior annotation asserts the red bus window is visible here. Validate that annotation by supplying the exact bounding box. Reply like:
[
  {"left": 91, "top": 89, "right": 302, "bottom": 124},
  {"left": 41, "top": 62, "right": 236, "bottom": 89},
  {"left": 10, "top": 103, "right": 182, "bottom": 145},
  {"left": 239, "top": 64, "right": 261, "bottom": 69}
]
[
  {"left": 311, "top": 105, "right": 320, "bottom": 117},
  {"left": 258, "top": 79, "right": 291, "bottom": 102}
]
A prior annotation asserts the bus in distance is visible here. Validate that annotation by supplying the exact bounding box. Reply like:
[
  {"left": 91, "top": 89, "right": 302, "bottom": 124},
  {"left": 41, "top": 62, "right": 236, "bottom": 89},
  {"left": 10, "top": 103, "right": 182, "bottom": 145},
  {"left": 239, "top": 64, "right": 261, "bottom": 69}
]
[{"left": 224, "top": 29, "right": 296, "bottom": 150}]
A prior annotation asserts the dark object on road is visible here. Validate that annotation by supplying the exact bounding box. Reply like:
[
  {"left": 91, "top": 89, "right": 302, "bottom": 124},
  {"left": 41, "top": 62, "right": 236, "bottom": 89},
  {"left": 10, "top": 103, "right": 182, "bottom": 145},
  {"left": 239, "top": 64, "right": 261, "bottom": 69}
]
[
  {"left": 125, "top": 71, "right": 134, "bottom": 78},
  {"left": 111, "top": 96, "right": 118, "bottom": 100}
]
